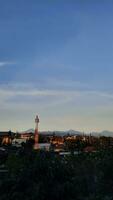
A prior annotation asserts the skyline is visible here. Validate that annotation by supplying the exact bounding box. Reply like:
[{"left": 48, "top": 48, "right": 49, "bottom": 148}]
[{"left": 0, "top": 1, "right": 113, "bottom": 132}]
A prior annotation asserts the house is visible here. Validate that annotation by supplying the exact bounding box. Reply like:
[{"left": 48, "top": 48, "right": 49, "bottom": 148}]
[{"left": 0, "top": 131, "right": 15, "bottom": 145}]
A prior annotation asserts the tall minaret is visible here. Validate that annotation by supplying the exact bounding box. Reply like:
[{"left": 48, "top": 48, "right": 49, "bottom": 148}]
[{"left": 34, "top": 115, "right": 39, "bottom": 149}]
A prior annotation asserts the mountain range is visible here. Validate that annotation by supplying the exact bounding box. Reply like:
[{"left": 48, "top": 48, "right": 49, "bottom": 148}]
[{"left": 21, "top": 129, "right": 113, "bottom": 137}]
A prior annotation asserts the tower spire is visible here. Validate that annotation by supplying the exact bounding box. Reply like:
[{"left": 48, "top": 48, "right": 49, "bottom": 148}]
[{"left": 34, "top": 115, "right": 39, "bottom": 149}]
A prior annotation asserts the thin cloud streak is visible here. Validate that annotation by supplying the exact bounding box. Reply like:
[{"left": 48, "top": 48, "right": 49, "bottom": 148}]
[
  {"left": 0, "top": 62, "right": 15, "bottom": 67},
  {"left": 0, "top": 83, "right": 113, "bottom": 105},
  {"left": 1, "top": 86, "right": 113, "bottom": 99}
]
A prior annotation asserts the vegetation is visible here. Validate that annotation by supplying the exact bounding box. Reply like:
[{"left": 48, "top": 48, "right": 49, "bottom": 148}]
[{"left": 0, "top": 149, "right": 113, "bottom": 200}]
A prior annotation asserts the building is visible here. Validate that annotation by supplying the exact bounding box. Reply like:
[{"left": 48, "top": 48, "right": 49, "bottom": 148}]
[
  {"left": 38, "top": 143, "right": 51, "bottom": 151},
  {"left": 34, "top": 115, "right": 39, "bottom": 149},
  {"left": 0, "top": 131, "right": 15, "bottom": 145},
  {"left": 20, "top": 132, "right": 33, "bottom": 139},
  {"left": 12, "top": 138, "right": 27, "bottom": 147}
]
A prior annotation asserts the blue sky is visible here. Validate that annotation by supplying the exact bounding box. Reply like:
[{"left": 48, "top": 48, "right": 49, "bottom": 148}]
[{"left": 0, "top": 0, "right": 113, "bottom": 132}]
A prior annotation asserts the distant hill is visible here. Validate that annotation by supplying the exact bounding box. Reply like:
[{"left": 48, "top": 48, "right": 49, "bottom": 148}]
[
  {"left": 92, "top": 130, "right": 113, "bottom": 137},
  {"left": 21, "top": 129, "right": 34, "bottom": 133},
  {"left": 67, "top": 129, "right": 83, "bottom": 135},
  {"left": 20, "top": 129, "right": 83, "bottom": 136},
  {"left": 20, "top": 129, "right": 113, "bottom": 137}
]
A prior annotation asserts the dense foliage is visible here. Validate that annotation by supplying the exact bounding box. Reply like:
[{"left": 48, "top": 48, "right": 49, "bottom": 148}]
[{"left": 0, "top": 149, "right": 113, "bottom": 200}]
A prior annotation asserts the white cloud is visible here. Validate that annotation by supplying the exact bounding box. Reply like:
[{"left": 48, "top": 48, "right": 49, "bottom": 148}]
[
  {"left": 0, "top": 61, "right": 15, "bottom": 67},
  {"left": 0, "top": 62, "right": 7, "bottom": 67}
]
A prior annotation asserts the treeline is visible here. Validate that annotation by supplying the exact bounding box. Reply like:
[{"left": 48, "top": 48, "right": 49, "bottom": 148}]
[{"left": 0, "top": 150, "right": 113, "bottom": 200}]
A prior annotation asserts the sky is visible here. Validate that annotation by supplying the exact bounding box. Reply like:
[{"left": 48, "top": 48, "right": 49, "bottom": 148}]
[{"left": 0, "top": 0, "right": 113, "bottom": 132}]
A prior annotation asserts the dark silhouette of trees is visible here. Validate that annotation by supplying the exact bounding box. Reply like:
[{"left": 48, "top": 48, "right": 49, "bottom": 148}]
[{"left": 0, "top": 149, "right": 113, "bottom": 200}]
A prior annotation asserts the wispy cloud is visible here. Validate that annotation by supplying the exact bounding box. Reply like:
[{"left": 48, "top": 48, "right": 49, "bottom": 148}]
[
  {"left": 0, "top": 82, "right": 113, "bottom": 107},
  {"left": 0, "top": 61, "right": 15, "bottom": 67}
]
